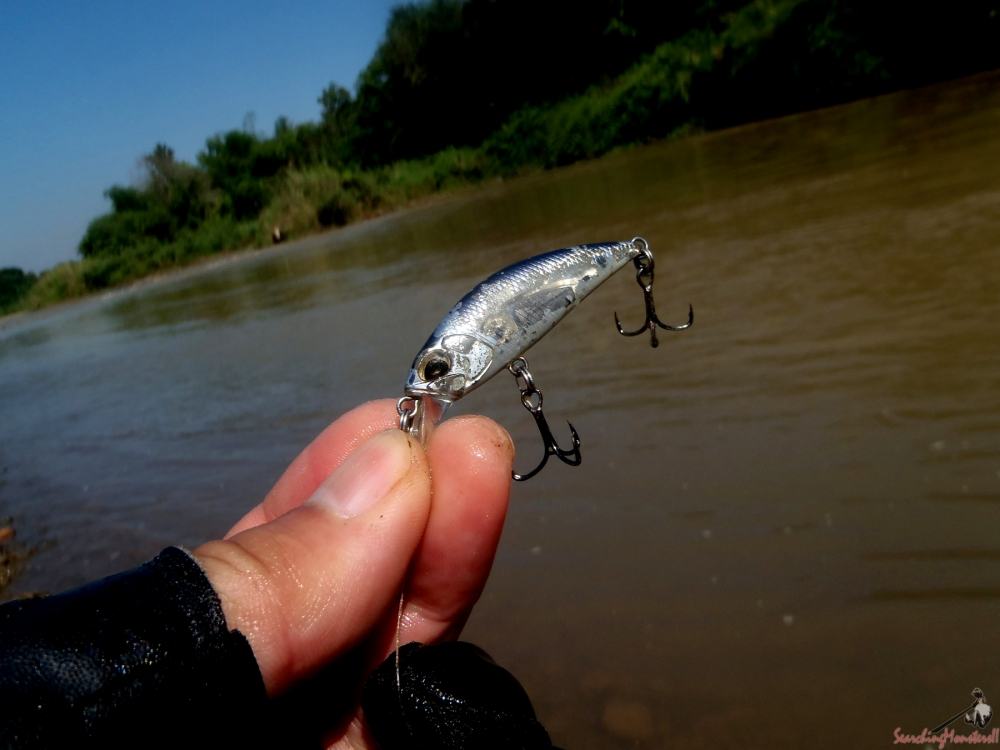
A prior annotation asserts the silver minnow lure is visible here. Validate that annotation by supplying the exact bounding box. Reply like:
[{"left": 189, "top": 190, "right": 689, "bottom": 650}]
[{"left": 398, "top": 236, "right": 692, "bottom": 480}]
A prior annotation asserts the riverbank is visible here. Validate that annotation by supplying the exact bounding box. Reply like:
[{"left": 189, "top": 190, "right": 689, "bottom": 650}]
[
  {"left": 6, "top": 0, "right": 1000, "bottom": 316},
  {"left": 6, "top": 148, "right": 501, "bottom": 316},
  {"left": 0, "top": 165, "right": 516, "bottom": 328}
]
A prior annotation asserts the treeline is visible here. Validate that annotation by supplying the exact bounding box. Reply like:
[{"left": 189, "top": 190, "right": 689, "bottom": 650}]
[{"left": 5, "top": 0, "right": 1000, "bottom": 313}]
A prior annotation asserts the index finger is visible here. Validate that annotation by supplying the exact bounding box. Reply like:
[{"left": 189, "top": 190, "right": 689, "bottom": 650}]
[{"left": 225, "top": 399, "right": 399, "bottom": 537}]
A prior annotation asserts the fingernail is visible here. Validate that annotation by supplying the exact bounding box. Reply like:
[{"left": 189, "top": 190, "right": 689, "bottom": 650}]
[{"left": 307, "top": 431, "right": 412, "bottom": 518}]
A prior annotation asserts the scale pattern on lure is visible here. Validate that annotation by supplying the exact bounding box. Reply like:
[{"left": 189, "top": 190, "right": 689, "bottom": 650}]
[{"left": 398, "top": 236, "right": 692, "bottom": 480}]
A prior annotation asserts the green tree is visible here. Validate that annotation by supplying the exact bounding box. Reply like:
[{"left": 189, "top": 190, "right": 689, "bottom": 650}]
[
  {"left": 348, "top": 0, "right": 722, "bottom": 165},
  {"left": 0, "top": 268, "right": 37, "bottom": 312},
  {"left": 315, "top": 83, "right": 357, "bottom": 164},
  {"left": 140, "top": 144, "right": 213, "bottom": 229},
  {"left": 199, "top": 131, "right": 286, "bottom": 219},
  {"left": 319, "top": 84, "right": 352, "bottom": 131},
  {"left": 273, "top": 116, "right": 292, "bottom": 137},
  {"left": 79, "top": 144, "right": 211, "bottom": 259}
]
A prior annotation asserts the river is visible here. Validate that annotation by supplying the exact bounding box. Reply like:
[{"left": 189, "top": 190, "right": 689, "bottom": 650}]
[{"left": 3, "top": 73, "right": 1000, "bottom": 747}]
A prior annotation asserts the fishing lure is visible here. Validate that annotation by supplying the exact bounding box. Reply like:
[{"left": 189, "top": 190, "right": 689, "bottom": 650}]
[{"left": 398, "top": 236, "right": 692, "bottom": 480}]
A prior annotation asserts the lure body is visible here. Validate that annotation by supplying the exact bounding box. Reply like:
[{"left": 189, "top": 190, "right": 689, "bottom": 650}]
[
  {"left": 405, "top": 240, "right": 640, "bottom": 406},
  {"left": 399, "top": 235, "right": 691, "bottom": 477}
]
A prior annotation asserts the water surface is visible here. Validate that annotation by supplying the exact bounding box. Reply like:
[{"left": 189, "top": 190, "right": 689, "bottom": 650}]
[{"left": 3, "top": 73, "right": 1000, "bottom": 747}]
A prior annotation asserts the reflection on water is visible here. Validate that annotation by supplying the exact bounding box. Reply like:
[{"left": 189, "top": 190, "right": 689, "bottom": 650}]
[{"left": 3, "top": 73, "right": 1000, "bottom": 747}]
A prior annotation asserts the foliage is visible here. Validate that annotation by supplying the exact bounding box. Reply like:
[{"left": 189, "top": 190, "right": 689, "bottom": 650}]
[
  {"left": 376, "top": 147, "right": 486, "bottom": 202},
  {"left": 198, "top": 131, "right": 283, "bottom": 220},
  {"left": 18, "top": 262, "right": 87, "bottom": 310},
  {"left": 318, "top": 83, "right": 355, "bottom": 159},
  {"left": 79, "top": 144, "right": 215, "bottom": 259},
  {"left": 9, "top": 0, "right": 1000, "bottom": 316},
  {"left": 80, "top": 217, "right": 257, "bottom": 290},
  {"left": 347, "top": 0, "right": 740, "bottom": 165},
  {"left": 0, "top": 268, "right": 38, "bottom": 313},
  {"left": 256, "top": 148, "right": 485, "bottom": 243},
  {"left": 485, "top": 0, "right": 799, "bottom": 168}
]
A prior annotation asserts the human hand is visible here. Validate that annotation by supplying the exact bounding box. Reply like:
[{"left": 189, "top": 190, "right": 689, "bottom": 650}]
[{"left": 192, "top": 399, "right": 514, "bottom": 748}]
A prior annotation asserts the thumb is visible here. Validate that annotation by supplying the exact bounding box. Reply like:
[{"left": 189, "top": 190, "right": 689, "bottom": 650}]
[{"left": 193, "top": 429, "right": 431, "bottom": 694}]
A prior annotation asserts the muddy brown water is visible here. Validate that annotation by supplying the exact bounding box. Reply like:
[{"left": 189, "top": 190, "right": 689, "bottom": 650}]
[{"left": 3, "top": 73, "right": 1000, "bottom": 747}]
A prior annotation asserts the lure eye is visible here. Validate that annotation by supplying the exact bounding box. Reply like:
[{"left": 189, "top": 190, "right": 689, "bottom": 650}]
[{"left": 422, "top": 357, "right": 450, "bottom": 380}]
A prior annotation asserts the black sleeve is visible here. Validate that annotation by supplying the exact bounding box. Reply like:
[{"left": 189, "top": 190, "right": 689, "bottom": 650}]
[
  {"left": 0, "top": 546, "right": 267, "bottom": 749},
  {"left": 363, "top": 641, "right": 560, "bottom": 750}
]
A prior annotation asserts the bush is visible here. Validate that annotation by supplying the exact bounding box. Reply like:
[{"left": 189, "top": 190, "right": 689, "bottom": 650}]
[
  {"left": 0, "top": 268, "right": 38, "bottom": 313},
  {"left": 258, "top": 164, "right": 345, "bottom": 238},
  {"left": 485, "top": 1, "right": 798, "bottom": 169},
  {"left": 316, "top": 193, "right": 355, "bottom": 227},
  {"left": 377, "top": 147, "right": 488, "bottom": 200},
  {"left": 20, "top": 262, "right": 87, "bottom": 309},
  {"left": 80, "top": 256, "right": 122, "bottom": 290}
]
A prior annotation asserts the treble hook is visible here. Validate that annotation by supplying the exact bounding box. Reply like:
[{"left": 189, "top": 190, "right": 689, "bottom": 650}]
[
  {"left": 614, "top": 238, "right": 694, "bottom": 348},
  {"left": 508, "top": 357, "right": 582, "bottom": 481}
]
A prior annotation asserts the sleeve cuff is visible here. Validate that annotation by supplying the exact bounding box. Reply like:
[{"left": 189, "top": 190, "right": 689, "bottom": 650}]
[{"left": 0, "top": 546, "right": 267, "bottom": 747}]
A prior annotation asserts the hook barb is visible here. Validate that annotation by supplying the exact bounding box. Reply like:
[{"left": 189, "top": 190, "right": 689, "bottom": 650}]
[
  {"left": 614, "top": 310, "right": 648, "bottom": 338},
  {"left": 614, "top": 247, "right": 693, "bottom": 348},
  {"left": 508, "top": 357, "right": 583, "bottom": 482},
  {"left": 512, "top": 419, "right": 581, "bottom": 482}
]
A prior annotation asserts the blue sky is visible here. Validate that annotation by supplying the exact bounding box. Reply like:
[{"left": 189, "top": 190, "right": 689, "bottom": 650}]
[{"left": 0, "top": 0, "right": 398, "bottom": 272}]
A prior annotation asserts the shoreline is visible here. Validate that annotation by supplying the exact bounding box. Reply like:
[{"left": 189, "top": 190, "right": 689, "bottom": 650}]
[
  {"left": 5, "top": 67, "right": 999, "bottom": 332},
  {"left": 0, "top": 172, "right": 513, "bottom": 331}
]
